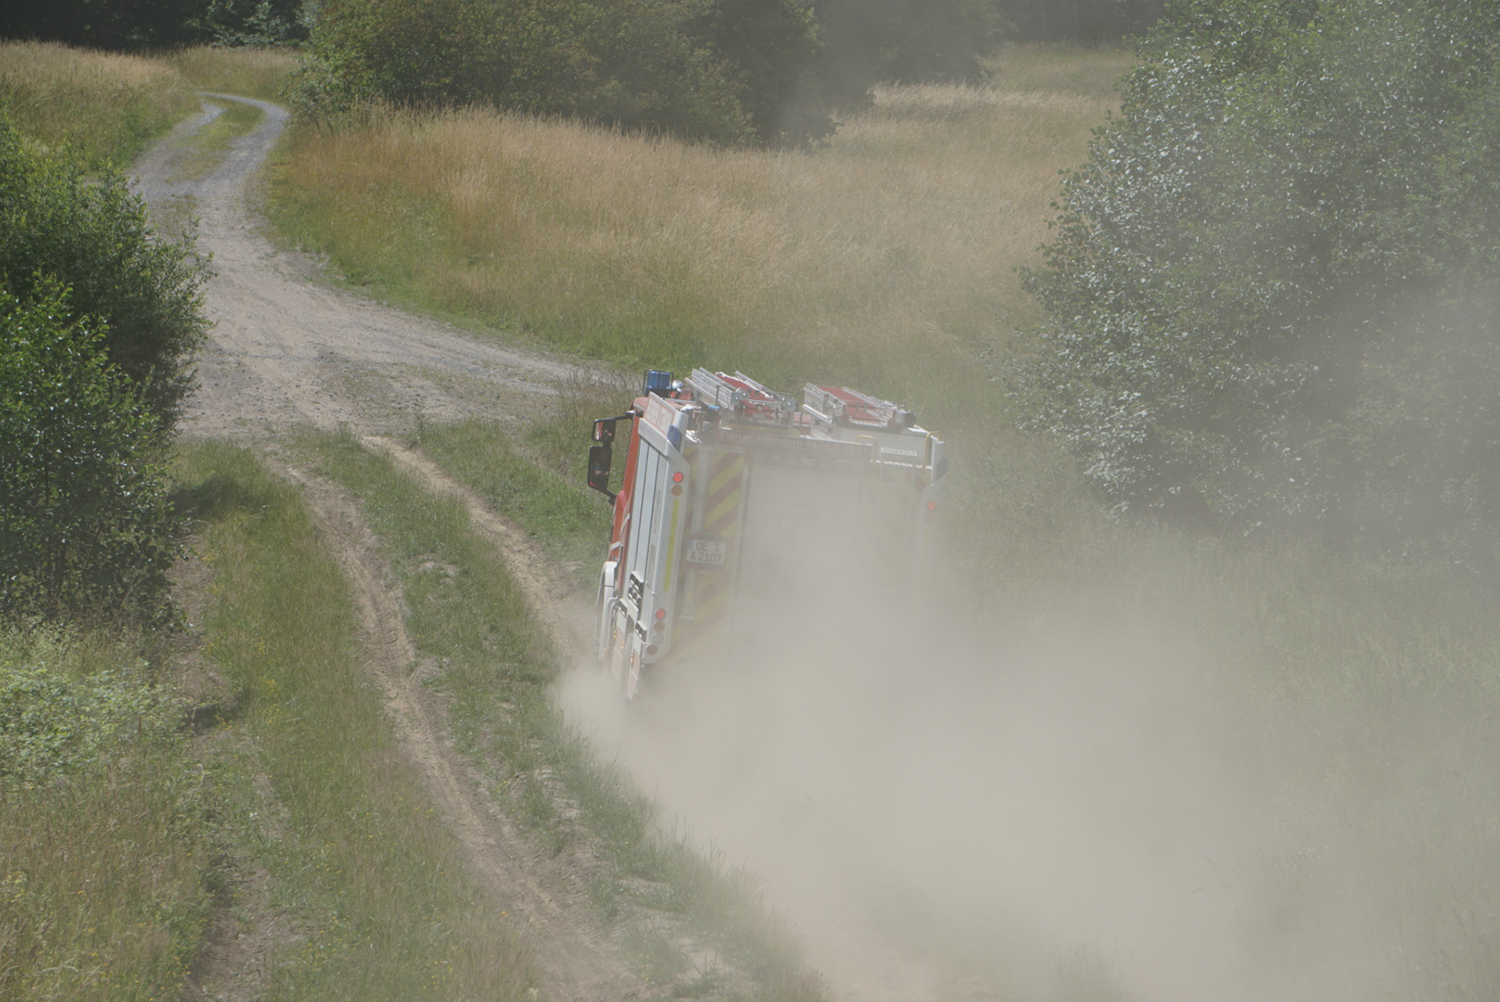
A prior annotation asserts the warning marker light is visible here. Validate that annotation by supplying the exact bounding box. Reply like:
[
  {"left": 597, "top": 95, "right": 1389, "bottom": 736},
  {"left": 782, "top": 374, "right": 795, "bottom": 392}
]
[{"left": 672, "top": 472, "right": 684, "bottom": 483}]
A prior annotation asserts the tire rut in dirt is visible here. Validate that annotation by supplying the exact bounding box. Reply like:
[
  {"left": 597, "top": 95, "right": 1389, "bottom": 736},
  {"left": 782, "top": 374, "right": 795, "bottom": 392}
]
[{"left": 279, "top": 459, "right": 645, "bottom": 1002}]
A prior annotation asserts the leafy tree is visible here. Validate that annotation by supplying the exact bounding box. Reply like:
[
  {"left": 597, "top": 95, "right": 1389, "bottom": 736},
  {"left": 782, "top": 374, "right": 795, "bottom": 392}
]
[
  {"left": 0, "top": 114, "right": 208, "bottom": 432},
  {"left": 294, "top": 0, "right": 831, "bottom": 145},
  {"left": 689, "top": 0, "right": 824, "bottom": 144},
  {"left": 995, "top": 0, "right": 1167, "bottom": 43},
  {"left": 0, "top": 282, "right": 178, "bottom": 624},
  {"left": 1017, "top": 0, "right": 1500, "bottom": 557},
  {"left": 0, "top": 0, "right": 307, "bottom": 49},
  {"left": 808, "top": 0, "right": 1005, "bottom": 110},
  {"left": 204, "top": 0, "right": 310, "bottom": 46}
]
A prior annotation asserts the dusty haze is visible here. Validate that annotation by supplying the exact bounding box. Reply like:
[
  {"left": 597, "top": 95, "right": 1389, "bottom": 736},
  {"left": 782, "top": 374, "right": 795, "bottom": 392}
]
[{"left": 564, "top": 527, "right": 1499, "bottom": 1002}]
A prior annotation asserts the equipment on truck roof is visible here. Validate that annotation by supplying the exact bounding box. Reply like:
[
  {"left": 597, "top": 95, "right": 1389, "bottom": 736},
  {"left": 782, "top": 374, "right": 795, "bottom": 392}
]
[{"left": 587, "top": 369, "right": 945, "bottom": 697}]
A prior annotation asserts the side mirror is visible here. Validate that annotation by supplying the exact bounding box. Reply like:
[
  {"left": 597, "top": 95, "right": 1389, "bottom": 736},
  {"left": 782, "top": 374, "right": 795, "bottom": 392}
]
[
  {"left": 587, "top": 444, "right": 614, "bottom": 502},
  {"left": 593, "top": 417, "right": 617, "bottom": 444}
]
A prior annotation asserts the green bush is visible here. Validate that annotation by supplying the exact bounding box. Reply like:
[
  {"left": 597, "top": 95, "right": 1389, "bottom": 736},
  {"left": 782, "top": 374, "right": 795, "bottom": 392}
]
[
  {"left": 808, "top": 0, "right": 1005, "bottom": 108},
  {"left": 292, "top": 0, "right": 825, "bottom": 145},
  {"left": 0, "top": 282, "right": 178, "bottom": 624},
  {"left": 0, "top": 112, "right": 208, "bottom": 430},
  {"left": 0, "top": 0, "right": 307, "bottom": 50},
  {"left": 1017, "top": 0, "right": 1500, "bottom": 557}
]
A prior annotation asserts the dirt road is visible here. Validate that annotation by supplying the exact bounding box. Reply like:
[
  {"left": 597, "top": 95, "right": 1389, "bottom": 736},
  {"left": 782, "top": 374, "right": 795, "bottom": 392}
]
[
  {"left": 137, "top": 98, "right": 646, "bottom": 1002},
  {"left": 139, "top": 95, "right": 956, "bottom": 1002},
  {"left": 134, "top": 95, "right": 575, "bottom": 443}
]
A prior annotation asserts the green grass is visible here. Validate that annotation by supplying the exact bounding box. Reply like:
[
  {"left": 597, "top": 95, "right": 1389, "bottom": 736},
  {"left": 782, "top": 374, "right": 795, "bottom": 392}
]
[
  {"left": 413, "top": 374, "right": 629, "bottom": 589},
  {"left": 177, "top": 439, "right": 534, "bottom": 1002},
  {"left": 0, "top": 628, "right": 209, "bottom": 1002},
  {"left": 298, "top": 428, "right": 822, "bottom": 1001},
  {"left": 417, "top": 417, "right": 608, "bottom": 588}
]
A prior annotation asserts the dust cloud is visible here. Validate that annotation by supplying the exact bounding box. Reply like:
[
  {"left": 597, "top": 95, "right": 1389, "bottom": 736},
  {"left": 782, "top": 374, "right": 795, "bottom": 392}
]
[{"left": 562, "top": 523, "right": 1498, "bottom": 1001}]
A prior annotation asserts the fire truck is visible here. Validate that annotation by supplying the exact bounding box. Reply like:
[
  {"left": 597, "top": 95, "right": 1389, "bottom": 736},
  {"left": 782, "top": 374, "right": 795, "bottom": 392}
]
[{"left": 586, "top": 369, "right": 946, "bottom": 697}]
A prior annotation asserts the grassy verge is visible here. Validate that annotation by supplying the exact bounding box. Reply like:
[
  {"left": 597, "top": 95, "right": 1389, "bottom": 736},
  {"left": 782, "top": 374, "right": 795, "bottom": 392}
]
[
  {"left": 0, "top": 628, "right": 209, "bottom": 1001},
  {"left": 178, "top": 439, "right": 533, "bottom": 1001},
  {"left": 0, "top": 40, "right": 196, "bottom": 165},
  {"left": 412, "top": 373, "right": 630, "bottom": 589},
  {"left": 299, "top": 428, "right": 821, "bottom": 1001},
  {"left": 165, "top": 46, "right": 299, "bottom": 103}
]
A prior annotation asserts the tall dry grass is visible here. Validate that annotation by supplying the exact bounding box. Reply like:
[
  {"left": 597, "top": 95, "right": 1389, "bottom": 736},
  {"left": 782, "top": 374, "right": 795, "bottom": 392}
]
[
  {"left": 271, "top": 63, "right": 1116, "bottom": 412},
  {"left": 0, "top": 40, "right": 195, "bottom": 164},
  {"left": 165, "top": 46, "right": 299, "bottom": 102}
]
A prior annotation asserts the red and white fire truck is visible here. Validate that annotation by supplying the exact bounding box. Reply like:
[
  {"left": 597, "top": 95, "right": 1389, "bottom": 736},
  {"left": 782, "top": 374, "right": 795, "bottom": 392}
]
[{"left": 587, "top": 369, "right": 946, "bottom": 696}]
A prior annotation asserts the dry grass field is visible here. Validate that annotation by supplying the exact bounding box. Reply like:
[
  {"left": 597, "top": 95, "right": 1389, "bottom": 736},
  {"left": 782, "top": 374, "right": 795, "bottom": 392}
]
[
  {"left": 165, "top": 45, "right": 299, "bottom": 102},
  {"left": 0, "top": 40, "right": 196, "bottom": 164},
  {"left": 269, "top": 48, "right": 1126, "bottom": 414}
]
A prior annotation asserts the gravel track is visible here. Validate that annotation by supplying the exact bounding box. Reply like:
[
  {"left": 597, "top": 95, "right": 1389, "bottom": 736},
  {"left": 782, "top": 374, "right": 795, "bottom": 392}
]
[{"left": 137, "top": 97, "right": 639, "bottom": 1002}]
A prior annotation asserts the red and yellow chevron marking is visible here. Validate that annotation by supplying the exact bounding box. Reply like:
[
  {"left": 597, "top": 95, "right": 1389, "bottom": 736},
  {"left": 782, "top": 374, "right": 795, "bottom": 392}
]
[{"left": 669, "top": 450, "right": 744, "bottom": 664}]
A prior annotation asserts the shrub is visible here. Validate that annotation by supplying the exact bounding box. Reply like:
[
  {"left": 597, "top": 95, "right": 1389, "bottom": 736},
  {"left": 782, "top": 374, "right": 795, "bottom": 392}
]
[
  {"left": 808, "top": 0, "right": 1005, "bottom": 109},
  {"left": 0, "top": 282, "right": 178, "bottom": 624},
  {"left": 293, "top": 0, "right": 826, "bottom": 146},
  {"left": 1017, "top": 0, "right": 1500, "bottom": 557},
  {"left": 0, "top": 112, "right": 208, "bottom": 430}
]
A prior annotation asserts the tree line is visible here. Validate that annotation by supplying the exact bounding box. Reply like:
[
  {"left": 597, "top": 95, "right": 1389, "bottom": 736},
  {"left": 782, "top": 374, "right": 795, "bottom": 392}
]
[
  {"left": 2, "top": 1, "right": 1167, "bottom": 147},
  {"left": 289, "top": 0, "right": 1016, "bottom": 146}
]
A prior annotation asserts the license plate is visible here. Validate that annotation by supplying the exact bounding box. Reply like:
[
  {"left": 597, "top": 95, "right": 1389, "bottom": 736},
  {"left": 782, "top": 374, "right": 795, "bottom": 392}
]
[{"left": 684, "top": 538, "right": 728, "bottom": 567}]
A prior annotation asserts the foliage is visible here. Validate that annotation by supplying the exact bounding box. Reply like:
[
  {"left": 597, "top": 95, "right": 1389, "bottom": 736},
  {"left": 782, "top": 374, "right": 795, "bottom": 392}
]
[
  {"left": 0, "top": 644, "right": 180, "bottom": 788},
  {"left": 1017, "top": 0, "right": 1500, "bottom": 556},
  {"left": 292, "top": 0, "right": 826, "bottom": 145},
  {"left": 995, "top": 0, "right": 1167, "bottom": 43},
  {"left": 0, "top": 0, "right": 307, "bottom": 50},
  {"left": 0, "top": 112, "right": 208, "bottom": 429},
  {"left": 0, "top": 628, "right": 210, "bottom": 1002},
  {"left": 0, "top": 282, "right": 178, "bottom": 624},
  {"left": 294, "top": 0, "right": 1020, "bottom": 144},
  {"left": 808, "top": 0, "right": 1006, "bottom": 110}
]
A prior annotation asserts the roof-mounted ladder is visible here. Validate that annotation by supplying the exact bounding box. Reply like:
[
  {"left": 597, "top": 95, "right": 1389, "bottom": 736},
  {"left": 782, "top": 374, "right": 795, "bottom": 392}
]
[
  {"left": 688, "top": 369, "right": 799, "bottom": 426},
  {"left": 802, "top": 383, "right": 912, "bottom": 430}
]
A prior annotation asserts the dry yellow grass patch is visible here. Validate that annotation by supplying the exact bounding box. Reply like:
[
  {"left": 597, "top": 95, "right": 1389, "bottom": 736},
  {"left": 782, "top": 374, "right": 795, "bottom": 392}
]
[
  {"left": 272, "top": 62, "right": 1122, "bottom": 409},
  {"left": 0, "top": 40, "right": 194, "bottom": 163},
  {"left": 166, "top": 45, "right": 299, "bottom": 102}
]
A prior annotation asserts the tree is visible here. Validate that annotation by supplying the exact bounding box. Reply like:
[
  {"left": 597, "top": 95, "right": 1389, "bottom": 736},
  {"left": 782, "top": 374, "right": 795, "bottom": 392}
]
[
  {"left": 0, "top": 0, "right": 307, "bottom": 50},
  {"left": 809, "top": 0, "right": 1005, "bottom": 110},
  {"left": 296, "top": 0, "right": 826, "bottom": 145},
  {"left": 995, "top": 0, "right": 1167, "bottom": 43},
  {"left": 1017, "top": 0, "right": 1500, "bottom": 557},
  {"left": 0, "top": 115, "right": 208, "bottom": 432},
  {"left": 0, "top": 282, "right": 178, "bottom": 623}
]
